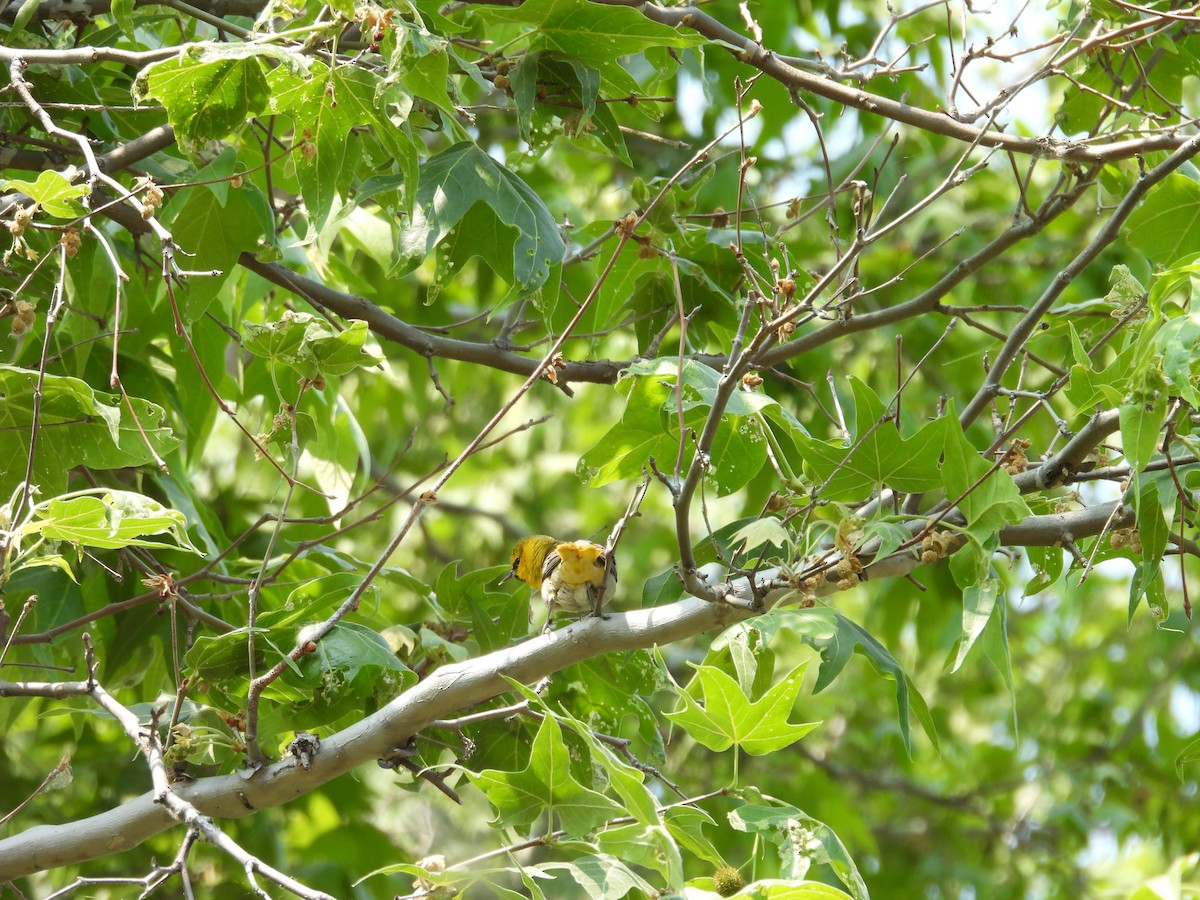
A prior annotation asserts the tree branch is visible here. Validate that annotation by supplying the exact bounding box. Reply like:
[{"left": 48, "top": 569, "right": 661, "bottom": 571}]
[
  {"left": 0, "top": 491, "right": 1140, "bottom": 881},
  {"left": 0, "top": 0, "right": 265, "bottom": 22},
  {"left": 600, "top": 0, "right": 1193, "bottom": 163}
]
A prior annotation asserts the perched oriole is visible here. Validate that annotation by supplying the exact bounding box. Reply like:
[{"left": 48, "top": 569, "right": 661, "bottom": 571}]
[{"left": 502, "top": 534, "right": 617, "bottom": 621}]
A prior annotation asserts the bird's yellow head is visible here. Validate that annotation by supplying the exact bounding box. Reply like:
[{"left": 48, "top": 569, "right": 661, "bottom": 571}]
[{"left": 502, "top": 534, "right": 559, "bottom": 589}]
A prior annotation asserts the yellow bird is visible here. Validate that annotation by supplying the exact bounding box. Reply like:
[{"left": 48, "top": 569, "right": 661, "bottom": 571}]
[{"left": 502, "top": 534, "right": 617, "bottom": 622}]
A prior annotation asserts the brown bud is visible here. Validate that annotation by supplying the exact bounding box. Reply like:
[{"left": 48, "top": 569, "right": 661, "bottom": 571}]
[
  {"left": 616, "top": 212, "right": 639, "bottom": 237},
  {"left": 61, "top": 227, "right": 81, "bottom": 258},
  {"left": 10, "top": 300, "right": 35, "bottom": 337}
]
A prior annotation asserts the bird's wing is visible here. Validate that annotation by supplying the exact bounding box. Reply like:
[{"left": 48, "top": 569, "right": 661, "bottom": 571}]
[{"left": 541, "top": 548, "right": 561, "bottom": 583}]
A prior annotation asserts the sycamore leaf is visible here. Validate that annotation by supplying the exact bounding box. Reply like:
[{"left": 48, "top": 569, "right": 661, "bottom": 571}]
[
  {"left": 243, "top": 313, "right": 383, "bottom": 378},
  {"left": 168, "top": 183, "right": 265, "bottom": 320},
  {"left": 0, "top": 366, "right": 179, "bottom": 500},
  {"left": 270, "top": 64, "right": 417, "bottom": 230},
  {"left": 769, "top": 608, "right": 939, "bottom": 755},
  {"left": 948, "top": 533, "right": 1001, "bottom": 673},
  {"left": 1176, "top": 734, "right": 1200, "bottom": 781},
  {"left": 397, "top": 142, "right": 565, "bottom": 302},
  {"left": 1, "top": 170, "right": 88, "bottom": 218},
  {"left": 1120, "top": 393, "right": 1167, "bottom": 473},
  {"left": 580, "top": 360, "right": 770, "bottom": 495},
  {"left": 1126, "top": 173, "right": 1200, "bottom": 266},
  {"left": 479, "top": 0, "right": 703, "bottom": 95},
  {"left": 291, "top": 622, "right": 415, "bottom": 724},
  {"left": 468, "top": 715, "right": 622, "bottom": 835},
  {"left": 940, "top": 404, "right": 1029, "bottom": 539},
  {"left": 138, "top": 51, "right": 270, "bottom": 151},
  {"left": 664, "top": 806, "right": 726, "bottom": 868},
  {"left": 1158, "top": 314, "right": 1200, "bottom": 407},
  {"left": 664, "top": 661, "right": 819, "bottom": 755},
  {"left": 730, "top": 788, "right": 868, "bottom": 900},
  {"left": 564, "top": 711, "right": 660, "bottom": 826},
  {"left": 536, "top": 854, "right": 657, "bottom": 899},
  {"left": 579, "top": 373, "right": 676, "bottom": 486},
  {"left": 1129, "top": 476, "right": 1172, "bottom": 621},
  {"left": 23, "top": 490, "right": 199, "bottom": 553},
  {"left": 793, "top": 377, "right": 947, "bottom": 499}
]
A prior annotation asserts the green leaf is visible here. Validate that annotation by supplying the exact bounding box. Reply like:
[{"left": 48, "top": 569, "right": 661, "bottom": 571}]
[
  {"left": 468, "top": 715, "right": 623, "bottom": 835},
  {"left": 509, "top": 52, "right": 630, "bottom": 164},
  {"left": 393, "top": 32, "right": 462, "bottom": 129},
  {"left": 1126, "top": 173, "right": 1200, "bottom": 266},
  {"left": 664, "top": 806, "right": 726, "bottom": 868},
  {"left": 579, "top": 373, "right": 676, "bottom": 487},
  {"left": 185, "top": 627, "right": 266, "bottom": 684},
  {"left": 729, "top": 789, "right": 869, "bottom": 900},
  {"left": 1, "top": 170, "right": 89, "bottom": 219},
  {"left": 397, "top": 142, "right": 565, "bottom": 301},
  {"left": 568, "top": 719, "right": 660, "bottom": 826},
  {"left": 1127, "top": 853, "right": 1200, "bottom": 900},
  {"left": 546, "top": 653, "right": 666, "bottom": 763},
  {"left": 1024, "top": 545, "right": 1064, "bottom": 597},
  {"left": 1120, "top": 393, "right": 1167, "bottom": 473},
  {"left": 0, "top": 366, "right": 180, "bottom": 500},
  {"left": 139, "top": 51, "right": 270, "bottom": 151},
  {"left": 243, "top": 313, "right": 384, "bottom": 378},
  {"left": 535, "top": 854, "right": 657, "bottom": 899},
  {"left": 109, "top": 0, "right": 133, "bottom": 32},
  {"left": 260, "top": 572, "right": 375, "bottom": 630},
  {"left": 861, "top": 518, "right": 912, "bottom": 562},
  {"left": 168, "top": 183, "right": 265, "bottom": 320},
  {"left": 940, "top": 406, "right": 1029, "bottom": 539},
  {"left": 770, "top": 608, "right": 938, "bottom": 755},
  {"left": 22, "top": 490, "right": 198, "bottom": 553},
  {"left": 271, "top": 64, "right": 413, "bottom": 231},
  {"left": 667, "top": 358, "right": 777, "bottom": 419},
  {"left": 663, "top": 661, "right": 820, "bottom": 755},
  {"left": 748, "top": 883, "right": 856, "bottom": 899},
  {"left": 949, "top": 557, "right": 1000, "bottom": 673},
  {"left": 947, "top": 532, "right": 1002, "bottom": 672},
  {"left": 724, "top": 518, "right": 792, "bottom": 561},
  {"left": 479, "top": 0, "right": 703, "bottom": 95},
  {"left": 1157, "top": 313, "right": 1200, "bottom": 408},
  {"left": 710, "top": 621, "right": 777, "bottom": 702},
  {"left": 580, "top": 360, "right": 771, "bottom": 494},
  {"left": 1129, "top": 476, "right": 1172, "bottom": 620},
  {"left": 979, "top": 592, "right": 1015, "bottom": 723},
  {"left": 793, "top": 378, "right": 946, "bottom": 499},
  {"left": 595, "top": 824, "right": 683, "bottom": 884},
  {"left": 291, "top": 622, "right": 415, "bottom": 723},
  {"left": 1061, "top": 315, "right": 1165, "bottom": 414}
]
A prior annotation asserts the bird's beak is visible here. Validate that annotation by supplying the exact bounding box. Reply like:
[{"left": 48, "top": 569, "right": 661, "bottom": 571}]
[{"left": 499, "top": 567, "right": 517, "bottom": 586}]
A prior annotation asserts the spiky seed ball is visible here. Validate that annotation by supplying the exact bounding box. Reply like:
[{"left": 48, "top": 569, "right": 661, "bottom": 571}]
[{"left": 713, "top": 866, "right": 745, "bottom": 897}]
